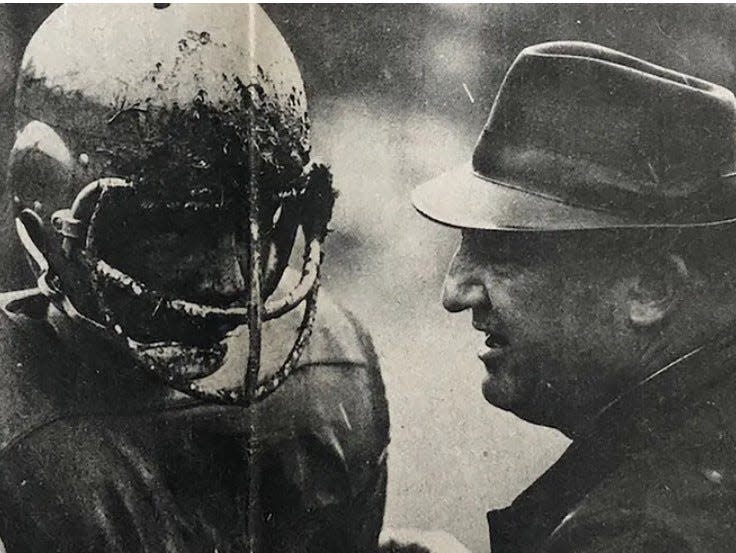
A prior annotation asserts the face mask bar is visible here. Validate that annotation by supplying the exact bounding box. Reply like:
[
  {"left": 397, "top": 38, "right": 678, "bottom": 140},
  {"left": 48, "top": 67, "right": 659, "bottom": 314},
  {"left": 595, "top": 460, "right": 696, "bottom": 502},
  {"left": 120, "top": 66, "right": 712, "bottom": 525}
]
[
  {"left": 52, "top": 179, "right": 321, "bottom": 323},
  {"left": 14, "top": 168, "right": 328, "bottom": 406}
]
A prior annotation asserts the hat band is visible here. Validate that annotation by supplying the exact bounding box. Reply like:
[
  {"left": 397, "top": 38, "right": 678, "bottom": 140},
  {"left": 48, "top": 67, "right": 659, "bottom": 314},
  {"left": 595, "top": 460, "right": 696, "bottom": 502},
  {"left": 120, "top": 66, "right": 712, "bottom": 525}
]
[{"left": 474, "top": 144, "right": 736, "bottom": 225}]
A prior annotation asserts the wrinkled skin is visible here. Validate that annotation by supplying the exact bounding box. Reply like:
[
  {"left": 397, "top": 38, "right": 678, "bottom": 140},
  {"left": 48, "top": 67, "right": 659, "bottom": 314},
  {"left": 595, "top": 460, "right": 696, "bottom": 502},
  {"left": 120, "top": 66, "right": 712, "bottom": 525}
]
[{"left": 441, "top": 229, "right": 648, "bottom": 435}]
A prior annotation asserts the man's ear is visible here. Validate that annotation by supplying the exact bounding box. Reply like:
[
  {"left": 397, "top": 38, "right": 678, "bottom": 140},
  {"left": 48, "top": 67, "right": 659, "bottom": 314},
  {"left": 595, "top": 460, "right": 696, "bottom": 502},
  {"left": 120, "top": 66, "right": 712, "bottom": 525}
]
[{"left": 627, "top": 254, "right": 689, "bottom": 328}]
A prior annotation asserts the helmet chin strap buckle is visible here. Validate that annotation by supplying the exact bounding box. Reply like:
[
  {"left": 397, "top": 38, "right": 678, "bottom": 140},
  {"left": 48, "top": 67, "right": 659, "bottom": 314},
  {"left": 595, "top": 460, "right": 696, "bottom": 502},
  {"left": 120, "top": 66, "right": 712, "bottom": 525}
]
[
  {"left": 50, "top": 209, "right": 82, "bottom": 256},
  {"left": 51, "top": 209, "right": 81, "bottom": 238}
]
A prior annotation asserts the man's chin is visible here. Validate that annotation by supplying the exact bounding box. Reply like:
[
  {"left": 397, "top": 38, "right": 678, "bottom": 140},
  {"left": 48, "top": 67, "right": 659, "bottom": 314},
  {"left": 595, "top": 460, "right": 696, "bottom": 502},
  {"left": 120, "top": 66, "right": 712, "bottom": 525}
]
[
  {"left": 481, "top": 372, "right": 556, "bottom": 428},
  {"left": 481, "top": 372, "right": 522, "bottom": 411}
]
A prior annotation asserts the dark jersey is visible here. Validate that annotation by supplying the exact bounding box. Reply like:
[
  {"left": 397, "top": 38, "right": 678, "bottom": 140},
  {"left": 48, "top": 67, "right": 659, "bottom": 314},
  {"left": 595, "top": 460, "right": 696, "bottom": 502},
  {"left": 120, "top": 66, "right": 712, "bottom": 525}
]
[{"left": 0, "top": 287, "right": 389, "bottom": 553}]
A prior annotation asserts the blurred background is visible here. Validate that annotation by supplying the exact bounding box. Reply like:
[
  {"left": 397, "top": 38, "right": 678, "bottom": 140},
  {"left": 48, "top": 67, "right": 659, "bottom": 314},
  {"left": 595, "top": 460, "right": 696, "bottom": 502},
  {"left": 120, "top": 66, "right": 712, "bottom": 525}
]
[
  {"left": 264, "top": 5, "right": 736, "bottom": 551},
  {"left": 4, "top": 5, "right": 736, "bottom": 552}
]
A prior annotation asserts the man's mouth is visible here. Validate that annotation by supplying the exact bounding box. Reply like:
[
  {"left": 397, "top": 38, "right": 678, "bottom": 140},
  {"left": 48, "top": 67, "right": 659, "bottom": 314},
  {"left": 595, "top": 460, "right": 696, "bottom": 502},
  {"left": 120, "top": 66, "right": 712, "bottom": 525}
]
[
  {"left": 477, "top": 329, "right": 509, "bottom": 366},
  {"left": 484, "top": 331, "right": 509, "bottom": 349}
]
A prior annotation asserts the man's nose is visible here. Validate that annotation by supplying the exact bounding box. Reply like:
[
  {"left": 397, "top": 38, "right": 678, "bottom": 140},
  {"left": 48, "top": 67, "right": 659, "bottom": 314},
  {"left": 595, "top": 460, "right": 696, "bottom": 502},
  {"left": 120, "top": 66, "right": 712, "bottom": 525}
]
[
  {"left": 194, "top": 234, "right": 248, "bottom": 301},
  {"left": 193, "top": 256, "right": 247, "bottom": 300},
  {"left": 441, "top": 254, "right": 488, "bottom": 313},
  {"left": 211, "top": 257, "right": 248, "bottom": 296}
]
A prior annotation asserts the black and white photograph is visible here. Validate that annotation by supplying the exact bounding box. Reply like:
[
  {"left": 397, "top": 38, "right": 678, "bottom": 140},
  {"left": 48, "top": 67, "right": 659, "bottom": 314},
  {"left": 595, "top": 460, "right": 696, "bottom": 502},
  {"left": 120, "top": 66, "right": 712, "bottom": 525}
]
[{"left": 0, "top": 3, "right": 735, "bottom": 553}]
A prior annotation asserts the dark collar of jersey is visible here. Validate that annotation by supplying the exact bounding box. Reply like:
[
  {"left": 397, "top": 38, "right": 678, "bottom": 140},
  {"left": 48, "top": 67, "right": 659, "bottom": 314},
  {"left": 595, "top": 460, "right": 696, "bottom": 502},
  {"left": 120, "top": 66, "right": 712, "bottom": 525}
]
[
  {"left": 0, "top": 285, "right": 370, "bottom": 415},
  {"left": 487, "top": 326, "right": 736, "bottom": 553}
]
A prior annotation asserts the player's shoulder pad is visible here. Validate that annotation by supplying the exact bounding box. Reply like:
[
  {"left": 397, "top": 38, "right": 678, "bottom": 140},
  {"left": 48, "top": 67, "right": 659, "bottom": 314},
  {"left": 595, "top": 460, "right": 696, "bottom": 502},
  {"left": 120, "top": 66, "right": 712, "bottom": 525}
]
[
  {"left": 299, "top": 285, "right": 377, "bottom": 368},
  {"left": 0, "top": 289, "right": 67, "bottom": 451}
]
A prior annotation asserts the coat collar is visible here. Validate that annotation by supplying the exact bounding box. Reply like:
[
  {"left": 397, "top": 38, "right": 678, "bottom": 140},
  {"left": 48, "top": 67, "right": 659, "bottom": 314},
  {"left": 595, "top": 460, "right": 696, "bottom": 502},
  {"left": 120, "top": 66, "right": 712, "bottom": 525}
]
[{"left": 487, "top": 326, "right": 736, "bottom": 553}]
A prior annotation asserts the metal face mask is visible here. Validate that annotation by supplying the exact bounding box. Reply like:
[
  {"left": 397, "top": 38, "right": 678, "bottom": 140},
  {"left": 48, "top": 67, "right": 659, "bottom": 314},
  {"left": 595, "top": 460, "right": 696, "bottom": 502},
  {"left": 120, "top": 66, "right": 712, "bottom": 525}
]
[{"left": 17, "top": 171, "right": 328, "bottom": 405}]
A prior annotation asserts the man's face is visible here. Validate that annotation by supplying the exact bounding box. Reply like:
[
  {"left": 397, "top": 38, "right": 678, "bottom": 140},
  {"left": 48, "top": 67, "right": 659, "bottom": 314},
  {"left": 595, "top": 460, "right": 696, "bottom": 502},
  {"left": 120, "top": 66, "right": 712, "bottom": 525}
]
[
  {"left": 116, "top": 226, "right": 251, "bottom": 307},
  {"left": 442, "top": 229, "right": 642, "bottom": 433},
  {"left": 96, "top": 206, "right": 298, "bottom": 345},
  {"left": 108, "top": 207, "right": 296, "bottom": 308}
]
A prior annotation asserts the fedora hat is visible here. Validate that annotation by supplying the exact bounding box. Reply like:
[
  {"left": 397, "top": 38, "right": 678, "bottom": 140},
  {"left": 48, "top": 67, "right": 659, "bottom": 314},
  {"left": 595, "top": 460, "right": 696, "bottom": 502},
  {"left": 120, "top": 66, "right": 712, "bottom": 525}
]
[{"left": 412, "top": 41, "right": 736, "bottom": 231}]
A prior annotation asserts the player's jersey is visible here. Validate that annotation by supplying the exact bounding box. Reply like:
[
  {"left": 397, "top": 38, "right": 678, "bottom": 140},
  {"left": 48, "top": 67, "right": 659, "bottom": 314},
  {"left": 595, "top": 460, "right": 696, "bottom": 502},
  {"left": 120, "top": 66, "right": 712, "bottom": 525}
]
[{"left": 0, "top": 284, "right": 389, "bottom": 553}]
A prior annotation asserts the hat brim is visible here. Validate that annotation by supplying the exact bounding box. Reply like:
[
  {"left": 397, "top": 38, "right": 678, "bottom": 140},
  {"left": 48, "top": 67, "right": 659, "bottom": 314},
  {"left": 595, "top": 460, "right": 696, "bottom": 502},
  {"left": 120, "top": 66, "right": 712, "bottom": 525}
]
[{"left": 412, "top": 162, "right": 630, "bottom": 231}]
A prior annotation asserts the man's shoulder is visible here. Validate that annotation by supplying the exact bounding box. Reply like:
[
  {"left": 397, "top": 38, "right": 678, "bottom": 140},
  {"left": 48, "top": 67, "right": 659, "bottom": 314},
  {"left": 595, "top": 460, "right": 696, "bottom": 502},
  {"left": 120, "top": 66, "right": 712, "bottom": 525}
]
[
  {"left": 304, "top": 285, "right": 378, "bottom": 367},
  {"left": 0, "top": 289, "right": 67, "bottom": 375},
  {"left": 263, "top": 284, "right": 386, "bottom": 419},
  {"left": 255, "top": 286, "right": 389, "bottom": 502},
  {"left": 263, "top": 280, "right": 378, "bottom": 371},
  {"left": 0, "top": 290, "right": 72, "bottom": 453},
  {"left": 0, "top": 288, "right": 52, "bottom": 332},
  {"left": 548, "top": 426, "right": 736, "bottom": 553}
]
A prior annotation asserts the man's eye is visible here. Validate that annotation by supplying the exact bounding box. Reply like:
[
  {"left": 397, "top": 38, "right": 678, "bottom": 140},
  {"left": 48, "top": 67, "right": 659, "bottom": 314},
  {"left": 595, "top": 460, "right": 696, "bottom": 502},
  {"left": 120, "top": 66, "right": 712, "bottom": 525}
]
[{"left": 463, "top": 231, "right": 491, "bottom": 251}]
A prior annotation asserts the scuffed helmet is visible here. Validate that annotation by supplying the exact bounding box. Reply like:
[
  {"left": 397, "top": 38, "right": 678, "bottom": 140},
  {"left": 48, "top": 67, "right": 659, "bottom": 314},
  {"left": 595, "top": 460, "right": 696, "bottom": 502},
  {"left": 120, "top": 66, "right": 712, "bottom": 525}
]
[{"left": 7, "top": 4, "right": 336, "bottom": 404}]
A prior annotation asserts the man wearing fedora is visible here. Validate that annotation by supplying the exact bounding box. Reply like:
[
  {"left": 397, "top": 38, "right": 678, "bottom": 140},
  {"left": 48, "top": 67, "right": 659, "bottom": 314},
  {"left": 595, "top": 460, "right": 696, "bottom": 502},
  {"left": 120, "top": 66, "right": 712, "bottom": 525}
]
[{"left": 414, "top": 41, "right": 736, "bottom": 552}]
